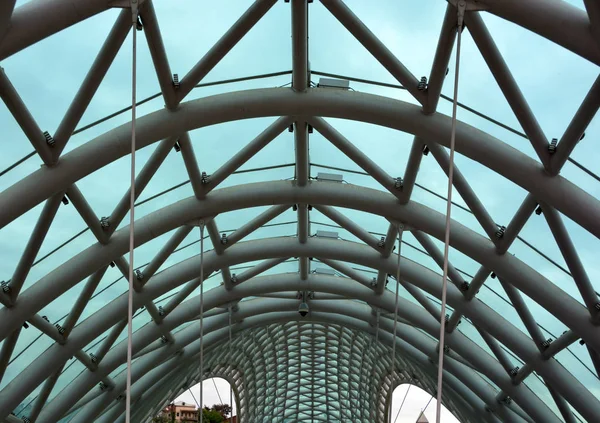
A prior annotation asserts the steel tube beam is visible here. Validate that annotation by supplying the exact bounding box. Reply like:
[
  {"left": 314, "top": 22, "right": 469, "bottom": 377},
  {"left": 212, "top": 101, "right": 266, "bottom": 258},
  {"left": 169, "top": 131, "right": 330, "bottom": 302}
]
[
  {"left": 2, "top": 0, "right": 598, "bottom": 67},
  {"left": 424, "top": 3, "right": 457, "bottom": 114},
  {"left": 465, "top": 12, "right": 550, "bottom": 168},
  {"left": 109, "top": 137, "right": 176, "bottom": 235},
  {"left": 2, "top": 182, "right": 598, "bottom": 356},
  {"left": 139, "top": 0, "right": 177, "bottom": 110},
  {"left": 0, "top": 0, "right": 16, "bottom": 45},
  {"left": 0, "top": 328, "right": 20, "bottom": 385},
  {"left": 21, "top": 270, "right": 588, "bottom": 422},
  {"left": 176, "top": 0, "right": 278, "bottom": 102},
  {"left": 141, "top": 226, "right": 193, "bottom": 284},
  {"left": 291, "top": 0, "right": 308, "bottom": 91},
  {"left": 546, "top": 382, "right": 577, "bottom": 423},
  {"left": 550, "top": 74, "right": 600, "bottom": 174},
  {"left": 59, "top": 296, "right": 559, "bottom": 423},
  {"left": 484, "top": 0, "right": 600, "bottom": 66},
  {"left": 541, "top": 203, "right": 599, "bottom": 316},
  {"left": 0, "top": 0, "right": 109, "bottom": 60},
  {"left": 206, "top": 219, "right": 234, "bottom": 290},
  {"left": 94, "top": 319, "right": 127, "bottom": 363},
  {"left": 427, "top": 142, "right": 498, "bottom": 241},
  {"left": 587, "top": 345, "right": 600, "bottom": 378},
  {"left": 52, "top": 9, "right": 131, "bottom": 157},
  {"left": 65, "top": 184, "right": 108, "bottom": 244},
  {"left": 206, "top": 117, "right": 292, "bottom": 193},
  {"left": 411, "top": 229, "right": 464, "bottom": 288},
  {"left": 50, "top": 306, "right": 488, "bottom": 417},
  {"left": 317, "top": 258, "right": 372, "bottom": 287},
  {"left": 0, "top": 67, "right": 53, "bottom": 166},
  {"left": 319, "top": 0, "right": 425, "bottom": 104},
  {"left": 310, "top": 116, "right": 400, "bottom": 198},
  {"left": 399, "top": 136, "right": 425, "bottom": 203},
  {"left": 498, "top": 194, "right": 537, "bottom": 255},
  {"left": 298, "top": 204, "right": 309, "bottom": 244},
  {"left": 476, "top": 327, "right": 515, "bottom": 377},
  {"left": 499, "top": 279, "right": 546, "bottom": 349},
  {"left": 315, "top": 205, "right": 380, "bottom": 250},
  {"left": 294, "top": 121, "right": 309, "bottom": 186},
  {"left": 176, "top": 132, "right": 205, "bottom": 198},
  {"left": 8, "top": 192, "right": 62, "bottom": 299},
  {"left": 62, "top": 266, "right": 108, "bottom": 338},
  {"left": 226, "top": 204, "right": 289, "bottom": 246},
  {"left": 235, "top": 257, "right": 290, "bottom": 284},
  {"left": 381, "top": 223, "right": 397, "bottom": 258},
  {"left": 3, "top": 88, "right": 600, "bottom": 237},
  {"left": 27, "top": 363, "right": 65, "bottom": 423},
  {"left": 541, "top": 330, "right": 579, "bottom": 360}
]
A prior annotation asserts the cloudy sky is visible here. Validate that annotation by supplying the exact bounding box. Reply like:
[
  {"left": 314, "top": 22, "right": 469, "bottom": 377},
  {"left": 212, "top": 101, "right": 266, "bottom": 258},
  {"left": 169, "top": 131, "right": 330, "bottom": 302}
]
[{"left": 1, "top": 0, "right": 599, "bottom": 421}]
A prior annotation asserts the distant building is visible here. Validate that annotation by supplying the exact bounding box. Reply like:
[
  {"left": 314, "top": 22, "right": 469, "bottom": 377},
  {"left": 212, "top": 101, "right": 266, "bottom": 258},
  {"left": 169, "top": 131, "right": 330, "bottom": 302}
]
[{"left": 162, "top": 401, "right": 198, "bottom": 422}]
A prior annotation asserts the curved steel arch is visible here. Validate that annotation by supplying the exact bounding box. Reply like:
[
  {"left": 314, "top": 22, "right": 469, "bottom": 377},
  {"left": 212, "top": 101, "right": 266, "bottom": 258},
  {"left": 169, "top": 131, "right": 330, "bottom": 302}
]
[
  {"left": 1, "top": 1, "right": 599, "bottom": 422},
  {"left": 28, "top": 271, "right": 593, "bottom": 422},
  {"left": 1, "top": 183, "right": 595, "bottom": 348},
  {"left": 64, "top": 298, "right": 548, "bottom": 423},
  {"left": 55, "top": 298, "right": 529, "bottom": 423},
  {"left": 1, "top": 88, "right": 599, "bottom": 237}
]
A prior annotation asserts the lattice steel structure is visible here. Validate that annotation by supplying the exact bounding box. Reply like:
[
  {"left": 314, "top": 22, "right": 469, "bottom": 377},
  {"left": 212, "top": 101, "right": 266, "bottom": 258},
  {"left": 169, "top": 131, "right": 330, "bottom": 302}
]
[{"left": 0, "top": 0, "right": 600, "bottom": 422}]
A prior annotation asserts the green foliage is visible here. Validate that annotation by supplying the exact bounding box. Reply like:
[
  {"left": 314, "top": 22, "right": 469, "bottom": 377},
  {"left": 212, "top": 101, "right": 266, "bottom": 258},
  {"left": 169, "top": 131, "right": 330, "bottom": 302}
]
[
  {"left": 151, "top": 415, "right": 170, "bottom": 423},
  {"left": 200, "top": 407, "right": 224, "bottom": 423}
]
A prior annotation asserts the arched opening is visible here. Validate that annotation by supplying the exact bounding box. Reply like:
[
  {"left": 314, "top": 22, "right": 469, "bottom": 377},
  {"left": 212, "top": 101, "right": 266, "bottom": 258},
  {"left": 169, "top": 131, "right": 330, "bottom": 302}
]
[
  {"left": 388, "top": 384, "right": 460, "bottom": 423},
  {"left": 158, "top": 378, "right": 238, "bottom": 422}
]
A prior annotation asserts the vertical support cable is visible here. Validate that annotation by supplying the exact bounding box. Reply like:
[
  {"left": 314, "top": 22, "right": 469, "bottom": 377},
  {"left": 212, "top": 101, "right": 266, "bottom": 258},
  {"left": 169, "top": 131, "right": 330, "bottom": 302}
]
[
  {"left": 229, "top": 306, "right": 233, "bottom": 423},
  {"left": 389, "top": 223, "right": 403, "bottom": 423},
  {"left": 435, "top": 2, "right": 465, "bottom": 422},
  {"left": 125, "top": 2, "right": 138, "bottom": 422},
  {"left": 199, "top": 222, "right": 205, "bottom": 423}
]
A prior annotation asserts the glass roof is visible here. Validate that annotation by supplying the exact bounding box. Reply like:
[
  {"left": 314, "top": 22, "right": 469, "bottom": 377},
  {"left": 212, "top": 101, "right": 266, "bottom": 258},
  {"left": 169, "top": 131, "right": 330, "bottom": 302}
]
[{"left": 0, "top": 0, "right": 599, "bottom": 422}]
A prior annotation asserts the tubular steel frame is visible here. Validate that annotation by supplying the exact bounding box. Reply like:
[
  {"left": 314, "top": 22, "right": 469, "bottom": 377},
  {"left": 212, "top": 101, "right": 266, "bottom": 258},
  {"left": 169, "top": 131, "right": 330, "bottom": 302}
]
[{"left": 0, "top": 0, "right": 600, "bottom": 422}]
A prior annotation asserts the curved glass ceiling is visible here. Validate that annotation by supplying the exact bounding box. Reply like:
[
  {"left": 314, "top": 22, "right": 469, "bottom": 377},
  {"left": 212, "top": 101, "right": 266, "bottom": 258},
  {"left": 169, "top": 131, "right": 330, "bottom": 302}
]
[{"left": 0, "top": 0, "right": 599, "bottom": 422}]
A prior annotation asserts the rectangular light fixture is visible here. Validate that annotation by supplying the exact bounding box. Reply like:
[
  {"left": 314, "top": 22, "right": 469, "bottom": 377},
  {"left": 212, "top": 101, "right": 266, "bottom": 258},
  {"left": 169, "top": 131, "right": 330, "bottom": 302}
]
[
  {"left": 316, "top": 172, "right": 343, "bottom": 182},
  {"left": 317, "top": 77, "right": 350, "bottom": 90},
  {"left": 316, "top": 230, "right": 338, "bottom": 239}
]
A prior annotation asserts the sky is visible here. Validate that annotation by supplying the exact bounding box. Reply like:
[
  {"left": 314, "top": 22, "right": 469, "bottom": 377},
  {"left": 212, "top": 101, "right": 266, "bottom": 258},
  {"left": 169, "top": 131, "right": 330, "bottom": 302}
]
[{"left": 1, "top": 0, "right": 599, "bottom": 422}]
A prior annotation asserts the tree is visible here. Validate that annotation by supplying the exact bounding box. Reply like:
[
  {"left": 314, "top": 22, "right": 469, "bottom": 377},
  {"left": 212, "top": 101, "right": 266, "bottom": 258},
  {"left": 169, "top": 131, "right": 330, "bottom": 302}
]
[
  {"left": 211, "top": 403, "right": 232, "bottom": 418},
  {"left": 151, "top": 415, "right": 170, "bottom": 423},
  {"left": 200, "top": 407, "right": 224, "bottom": 423}
]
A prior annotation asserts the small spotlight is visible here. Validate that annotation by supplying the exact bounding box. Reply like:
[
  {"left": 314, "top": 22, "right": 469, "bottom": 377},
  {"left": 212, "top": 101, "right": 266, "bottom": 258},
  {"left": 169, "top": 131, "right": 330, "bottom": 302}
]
[
  {"left": 490, "top": 272, "right": 496, "bottom": 279},
  {"left": 136, "top": 16, "right": 143, "bottom": 31},
  {"left": 61, "top": 196, "right": 69, "bottom": 205},
  {"left": 173, "top": 142, "right": 181, "bottom": 152},
  {"left": 422, "top": 145, "right": 429, "bottom": 156}
]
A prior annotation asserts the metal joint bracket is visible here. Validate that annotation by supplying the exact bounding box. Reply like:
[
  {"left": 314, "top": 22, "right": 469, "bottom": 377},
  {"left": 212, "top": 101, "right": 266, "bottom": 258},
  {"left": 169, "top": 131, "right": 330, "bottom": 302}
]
[
  {"left": 135, "top": 269, "right": 143, "bottom": 280},
  {"left": 173, "top": 73, "right": 180, "bottom": 89},
  {"left": 460, "top": 281, "right": 470, "bottom": 292},
  {"left": 100, "top": 217, "right": 110, "bottom": 229},
  {"left": 417, "top": 76, "right": 427, "bottom": 91},
  {"left": 43, "top": 131, "right": 55, "bottom": 147},
  {"left": 548, "top": 138, "right": 558, "bottom": 154},
  {"left": 541, "top": 338, "right": 553, "bottom": 349},
  {"left": 377, "top": 236, "right": 385, "bottom": 248},
  {"left": 394, "top": 177, "right": 403, "bottom": 190},
  {"left": 1, "top": 280, "right": 11, "bottom": 293},
  {"left": 201, "top": 172, "right": 209, "bottom": 184},
  {"left": 494, "top": 225, "right": 506, "bottom": 239},
  {"left": 220, "top": 233, "right": 228, "bottom": 245},
  {"left": 510, "top": 366, "right": 520, "bottom": 377},
  {"left": 230, "top": 274, "right": 238, "bottom": 285}
]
